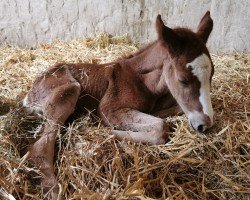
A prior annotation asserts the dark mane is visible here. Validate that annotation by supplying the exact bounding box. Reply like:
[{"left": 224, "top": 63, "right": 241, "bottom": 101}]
[{"left": 113, "top": 41, "right": 157, "bottom": 62}]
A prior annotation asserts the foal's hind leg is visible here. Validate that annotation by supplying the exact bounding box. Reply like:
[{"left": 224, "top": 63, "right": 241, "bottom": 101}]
[{"left": 28, "top": 82, "right": 80, "bottom": 199}]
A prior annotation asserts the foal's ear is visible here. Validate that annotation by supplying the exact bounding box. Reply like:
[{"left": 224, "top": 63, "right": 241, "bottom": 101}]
[
  {"left": 197, "top": 11, "right": 213, "bottom": 44},
  {"left": 156, "top": 15, "right": 180, "bottom": 48}
]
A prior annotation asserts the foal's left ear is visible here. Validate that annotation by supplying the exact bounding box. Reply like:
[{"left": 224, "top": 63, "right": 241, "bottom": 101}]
[
  {"left": 197, "top": 11, "right": 213, "bottom": 44},
  {"left": 156, "top": 14, "right": 181, "bottom": 50}
]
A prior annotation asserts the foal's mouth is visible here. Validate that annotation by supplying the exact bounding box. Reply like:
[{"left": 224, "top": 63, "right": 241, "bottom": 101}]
[
  {"left": 189, "top": 121, "right": 195, "bottom": 131},
  {"left": 189, "top": 121, "right": 208, "bottom": 133}
]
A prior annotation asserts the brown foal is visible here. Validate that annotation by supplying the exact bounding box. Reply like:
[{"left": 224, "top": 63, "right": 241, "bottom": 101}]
[{"left": 23, "top": 11, "right": 214, "bottom": 198}]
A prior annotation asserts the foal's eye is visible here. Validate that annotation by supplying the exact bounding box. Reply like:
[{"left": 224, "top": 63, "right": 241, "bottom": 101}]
[{"left": 179, "top": 79, "right": 189, "bottom": 86}]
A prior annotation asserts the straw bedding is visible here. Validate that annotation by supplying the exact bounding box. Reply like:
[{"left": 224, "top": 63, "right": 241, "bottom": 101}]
[{"left": 0, "top": 33, "right": 249, "bottom": 200}]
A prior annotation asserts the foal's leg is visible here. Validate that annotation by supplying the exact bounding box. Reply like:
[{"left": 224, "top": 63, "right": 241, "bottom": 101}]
[
  {"left": 152, "top": 105, "right": 183, "bottom": 118},
  {"left": 150, "top": 94, "right": 183, "bottom": 118},
  {"left": 28, "top": 82, "right": 80, "bottom": 198},
  {"left": 99, "top": 108, "right": 169, "bottom": 145}
]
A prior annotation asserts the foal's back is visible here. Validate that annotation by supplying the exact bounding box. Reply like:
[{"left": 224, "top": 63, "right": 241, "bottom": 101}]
[{"left": 24, "top": 60, "right": 156, "bottom": 116}]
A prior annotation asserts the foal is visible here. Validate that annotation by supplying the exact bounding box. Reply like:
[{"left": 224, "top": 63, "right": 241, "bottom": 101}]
[{"left": 23, "top": 11, "right": 214, "bottom": 197}]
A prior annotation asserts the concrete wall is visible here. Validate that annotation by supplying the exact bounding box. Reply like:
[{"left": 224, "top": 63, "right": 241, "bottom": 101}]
[{"left": 0, "top": 0, "right": 249, "bottom": 53}]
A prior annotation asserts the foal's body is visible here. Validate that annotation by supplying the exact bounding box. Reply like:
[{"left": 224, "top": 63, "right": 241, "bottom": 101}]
[{"left": 23, "top": 12, "right": 214, "bottom": 198}]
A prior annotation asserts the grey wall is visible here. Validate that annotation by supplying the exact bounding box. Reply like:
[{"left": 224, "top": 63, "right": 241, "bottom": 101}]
[{"left": 0, "top": 0, "right": 249, "bottom": 53}]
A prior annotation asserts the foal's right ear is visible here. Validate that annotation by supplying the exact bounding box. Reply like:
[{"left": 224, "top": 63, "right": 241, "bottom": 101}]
[
  {"left": 156, "top": 15, "right": 181, "bottom": 50},
  {"left": 197, "top": 11, "right": 213, "bottom": 43}
]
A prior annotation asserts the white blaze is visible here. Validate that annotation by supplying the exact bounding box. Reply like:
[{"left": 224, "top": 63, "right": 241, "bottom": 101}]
[{"left": 187, "top": 53, "right": 214, "bottom": 124}]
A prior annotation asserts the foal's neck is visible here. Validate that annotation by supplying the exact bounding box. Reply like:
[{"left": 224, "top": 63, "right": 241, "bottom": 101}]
[
  {"left": 122, "top": 41, "right": 165, "bottom": 73},
  {"left": 121, "top": 41, "right": 169, "bottom": 96}
]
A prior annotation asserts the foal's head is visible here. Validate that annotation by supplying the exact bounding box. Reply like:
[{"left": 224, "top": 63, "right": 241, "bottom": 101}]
[{"left": 157, "top": 12, "right": 214, "bottom": 132}]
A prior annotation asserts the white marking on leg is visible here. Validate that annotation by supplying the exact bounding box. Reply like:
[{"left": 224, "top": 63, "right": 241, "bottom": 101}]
[
  {"left": 111, "top": 109, "right": 167, "bottom": 144},
  {"left": 23, "top": 95, "right": 43, "bottom": 114},
  {"left": 23, "top": 95, "right": 30, "bottom": 107},
  {"left": 187, "top": 53, "right": 214, "bottom": 123}
]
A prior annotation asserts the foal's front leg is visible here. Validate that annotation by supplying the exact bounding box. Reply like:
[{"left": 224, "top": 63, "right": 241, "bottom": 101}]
[
  {"left": 99, "top": 107, "right": 169, "bottom": 145},
  {"left": 150, "top": 94, "right": 183, "bottom": 118},
  {"left": 152, "top": 105, "right": 183, "bottom": 118}
]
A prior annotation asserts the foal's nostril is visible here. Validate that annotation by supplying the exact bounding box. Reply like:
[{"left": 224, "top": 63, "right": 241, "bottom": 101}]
[{"left": 197, "top": 124, "right": 207, "bottom": 132}]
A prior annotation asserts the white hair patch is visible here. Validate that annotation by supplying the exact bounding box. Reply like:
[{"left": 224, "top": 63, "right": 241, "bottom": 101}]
[{"left": 187, "top": 53, "right": 214, "bottom": 123}]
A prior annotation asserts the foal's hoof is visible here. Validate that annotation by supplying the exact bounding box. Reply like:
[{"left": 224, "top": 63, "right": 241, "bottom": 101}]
[
  {"left": 42, "top": 182, "right": 60, "bottom": 200},
  {"left": 154, "top": 122, "right": 170, "bottom": 145},
  {"left": 154, "top": 134, "right": 168, "bottom": 145},
  {"left": 41, "top": 178, "right": 60, "bottom": 200},
  {"left": 27, "top": 154, "right": 59, "bottom": 199},
  {"left": 40, "top": 168, "right": 59, "bottom": 199}
]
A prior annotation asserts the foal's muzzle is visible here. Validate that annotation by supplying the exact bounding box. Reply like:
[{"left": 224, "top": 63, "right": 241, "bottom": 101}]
[
  {"left": 190, "top": 121, "right": 208, "bottom": 133},
  {"left": 189, "top": 112, "right": 213, "bottom": 133}
]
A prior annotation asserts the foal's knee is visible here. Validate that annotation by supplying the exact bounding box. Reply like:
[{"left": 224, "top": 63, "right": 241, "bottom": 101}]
[{"left": 44, "top": 82, "right": 81, "bottom": 123}]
